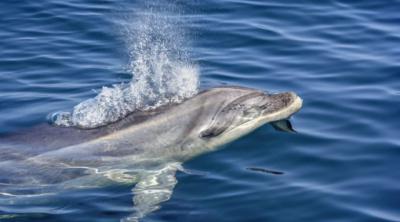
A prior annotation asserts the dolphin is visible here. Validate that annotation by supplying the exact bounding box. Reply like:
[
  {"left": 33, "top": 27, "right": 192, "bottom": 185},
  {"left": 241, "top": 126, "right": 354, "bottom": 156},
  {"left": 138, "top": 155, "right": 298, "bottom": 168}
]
[{"left": 0, "top": 86, "right": 302, "bottom": 221}]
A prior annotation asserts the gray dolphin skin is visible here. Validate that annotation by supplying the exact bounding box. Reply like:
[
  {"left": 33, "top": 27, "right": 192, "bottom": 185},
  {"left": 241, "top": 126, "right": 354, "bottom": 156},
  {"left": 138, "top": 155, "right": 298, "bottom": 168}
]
[{"left": 0, "top": 86, "right": 302, "bottom": 221}]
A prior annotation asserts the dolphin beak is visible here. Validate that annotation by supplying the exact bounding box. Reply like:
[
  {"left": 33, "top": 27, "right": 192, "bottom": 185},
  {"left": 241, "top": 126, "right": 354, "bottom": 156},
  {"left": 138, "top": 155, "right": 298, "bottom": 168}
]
[
  {"left": 268, "top": 92, "right": 302, "bottom": 133},
  {"left": 288, "top": 92, "right": 303, "bottom": 114}
]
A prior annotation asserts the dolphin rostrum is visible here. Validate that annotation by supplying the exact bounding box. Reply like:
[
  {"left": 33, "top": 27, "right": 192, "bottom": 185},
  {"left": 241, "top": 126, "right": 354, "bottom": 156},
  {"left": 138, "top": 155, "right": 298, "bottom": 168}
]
[{"left": 0, "top": 86, "right": 302, "bottom": 221}]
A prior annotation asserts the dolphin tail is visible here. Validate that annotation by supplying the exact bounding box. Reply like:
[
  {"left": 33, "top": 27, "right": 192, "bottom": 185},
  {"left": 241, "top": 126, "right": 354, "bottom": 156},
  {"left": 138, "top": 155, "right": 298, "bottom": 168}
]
[{"left": 123, "top": 162, "right": 182, "bottom": 222}]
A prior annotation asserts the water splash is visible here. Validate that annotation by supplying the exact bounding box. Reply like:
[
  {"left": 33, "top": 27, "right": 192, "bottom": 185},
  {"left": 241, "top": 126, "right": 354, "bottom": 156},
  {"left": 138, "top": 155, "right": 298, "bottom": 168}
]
[{"left": 51, "top": 1, "right": 199, "bottom": 128}]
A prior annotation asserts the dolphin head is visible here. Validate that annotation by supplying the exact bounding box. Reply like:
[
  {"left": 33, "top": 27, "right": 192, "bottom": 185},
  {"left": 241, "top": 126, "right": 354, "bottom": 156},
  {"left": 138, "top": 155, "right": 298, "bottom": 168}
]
[{"left": 197, "top": 86, "right": 302, "bottom": 149}]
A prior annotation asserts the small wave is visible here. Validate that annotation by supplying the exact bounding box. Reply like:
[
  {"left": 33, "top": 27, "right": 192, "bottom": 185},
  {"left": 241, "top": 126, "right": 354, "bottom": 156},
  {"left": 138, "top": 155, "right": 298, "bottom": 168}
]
[{"left": 51, "top": 1, "right": 199, "bottom": 128}]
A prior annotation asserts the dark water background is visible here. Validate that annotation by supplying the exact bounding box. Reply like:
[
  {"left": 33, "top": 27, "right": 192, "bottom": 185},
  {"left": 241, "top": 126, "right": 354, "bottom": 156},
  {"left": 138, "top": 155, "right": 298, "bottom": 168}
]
[{"left": 1, "top": 0, "right": 400, "bottom": 221}]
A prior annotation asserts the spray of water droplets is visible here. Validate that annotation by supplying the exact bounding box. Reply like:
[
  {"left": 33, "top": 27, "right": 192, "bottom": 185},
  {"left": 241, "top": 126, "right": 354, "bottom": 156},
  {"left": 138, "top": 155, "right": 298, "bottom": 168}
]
[{"left": 51, "top": 1, "right": 199, "bottom": 128}]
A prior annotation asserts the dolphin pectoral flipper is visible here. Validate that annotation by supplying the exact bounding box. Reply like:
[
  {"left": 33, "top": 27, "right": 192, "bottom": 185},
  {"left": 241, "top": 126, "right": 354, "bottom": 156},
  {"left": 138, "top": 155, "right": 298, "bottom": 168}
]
[
  {"left": 271, "top": 120, "right": 296, "bottom": 133},
  {"left": 199, "top": 106, "right": 236, "bottom": 138},
  {"left": 124, "top": 162, "right": 181, "bottom": 222}
]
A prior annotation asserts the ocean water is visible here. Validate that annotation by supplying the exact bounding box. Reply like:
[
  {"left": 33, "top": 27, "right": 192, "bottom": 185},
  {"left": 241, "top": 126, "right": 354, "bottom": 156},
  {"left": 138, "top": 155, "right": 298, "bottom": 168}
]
[{"left": 0, "top": 0, "right": 399, "bottom": 221}]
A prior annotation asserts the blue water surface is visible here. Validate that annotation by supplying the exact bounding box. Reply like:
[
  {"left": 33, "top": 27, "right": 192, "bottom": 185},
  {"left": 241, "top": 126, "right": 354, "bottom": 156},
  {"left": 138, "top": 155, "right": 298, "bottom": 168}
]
[{"left": 1, "top": 0, "right": 400, "bottom": 221}]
